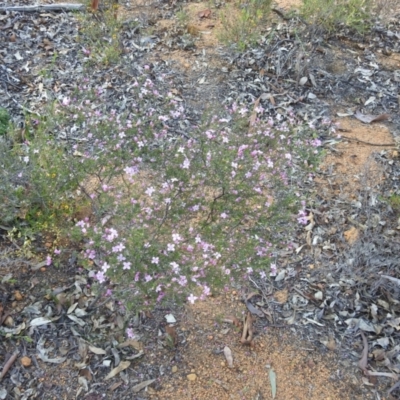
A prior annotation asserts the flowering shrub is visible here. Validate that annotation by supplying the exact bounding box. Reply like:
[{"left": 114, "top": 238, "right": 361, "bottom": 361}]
[{"left": 1, "top": 67, "right": 323, "bottom": 309}]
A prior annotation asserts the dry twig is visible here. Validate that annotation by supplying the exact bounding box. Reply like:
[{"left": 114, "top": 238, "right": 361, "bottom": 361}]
[{"left": 0, "top": 350, "right": 19, "bottom": 382}]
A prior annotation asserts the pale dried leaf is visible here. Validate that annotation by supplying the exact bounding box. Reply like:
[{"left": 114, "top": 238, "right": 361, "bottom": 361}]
[
  {"left": 245, "top": 301, "right": 264, "bottom": 317},
  {"left": 269, "top": 368, "right": 277, "bottom": 399},
  {"left": 132, "top": 378, "right": 156, "bottom": 392},
  {"left": 89, "top": 345, "right": 106, "bottom": 355},
  {"left": 104, "top": 361, "right": 131, "bottom": 380},
  {"left": 354, "top": 110, "right": 390, "bottom": 124}
]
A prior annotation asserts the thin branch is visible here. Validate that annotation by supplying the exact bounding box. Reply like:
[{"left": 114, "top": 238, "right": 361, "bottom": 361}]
[
  {"left": 0, "top": 4, "right": 86, "bottom": 12},
  {"left": 0, "top": 350, "right": 19, "bottom": 382}
]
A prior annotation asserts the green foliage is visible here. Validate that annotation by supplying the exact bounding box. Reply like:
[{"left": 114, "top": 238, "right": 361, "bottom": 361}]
[
  {"left": 300, "top": 0, "right": 374, "bottom": 33},
  {"left": 76, "top": 7, "right": 125, "bottom": 65},
  {"left": 387, "top": 193, "right": 400, "bottom": 212},
  {"left": 219, "top": 0, "right": 272, "bottom": 50},
  {"left": 0, "top": 68, "right": 323, "bottom": 310},
  {"left": 0, "top": 108, "right": 10, "bottom": 136}
]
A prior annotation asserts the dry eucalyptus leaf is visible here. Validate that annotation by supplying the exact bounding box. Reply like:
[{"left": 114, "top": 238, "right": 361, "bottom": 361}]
[
  {"left": 104, "top": 361, "right": 131, "bottom": 380},
  {"left": 223, "top": 346, "right": 233, "bottom": 368},
  {"left": 321, "top": 337, "right": 336, "bottom": 351},
  {"left": 78, "top": 376, "right": 88, "bottom": 391},
  {"left": 354, "top": 110, "right": 390, "bottom": 124},
  {"left": 269, "top": 368, "right": 277, "bottom": 399},
  {"left": 245, "top": 301, "right": 264, "bottom": 317},
  {"left": 117, "top": 340, "right": 142, "bottom": 351},
  {"left": 30, "top": 317, "right": 53, "bottom": 327},
  {"left": 299, "top": 76, "right": 308, "bottom": 85},
  {"left": 197, "top": 9, "right": 211, "bottom": 18},
  {"left": 132, "top": 379, "right": 156, "bottom": 393},
  {"left": 89, "top": 345, "right": 106, "bottom": 355}
]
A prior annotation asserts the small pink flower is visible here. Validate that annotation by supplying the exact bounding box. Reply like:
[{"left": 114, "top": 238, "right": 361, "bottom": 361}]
[
  {"left": 96, "top": 271, "right": 106, "bottom": 283},
  {"left": 123, "top": 262, "right": 131, "bottom": 270},
  {"left": 46, "top": 255, "right": 52, "bottom": 266},
  {"left": 126, "top": 328, "right": 135, "bottom": 338},
  {"left": 187, "top": 294, "right": 198, "bottom": 304}
]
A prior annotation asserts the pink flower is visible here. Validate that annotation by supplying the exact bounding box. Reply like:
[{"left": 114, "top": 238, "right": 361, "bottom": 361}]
[
  {"left": 187, "top": 294, "right": 198, "bottom": 304},
  {"left": 54, "top": 248, "right": 61, "bottom": 255},
  {"left": 167, "top": 243, "right": 175, "bottom": 252},
  {"left": 123, "top": 262, "right": 131, "bottom": 270},
  {"left": 46, "top": 255, "right": 52, "bottom": 266},
  {"left": 126, "top": 328, "right": 135, "bottom": 339},
  {"left": 145, "top": 186, "right": 155, "bottom": 197},
  {"left": 96, "top": 271, "right": 106, "bottom": 283}
]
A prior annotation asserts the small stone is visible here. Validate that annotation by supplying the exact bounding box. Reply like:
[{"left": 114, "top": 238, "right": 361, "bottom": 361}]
[
  {"left": 14, "top": 291, "right": 23, "bottom": 301},
  {"left": 20, "top": 357, "right": 32, "bottom": 367},
  {"left": 187, "top": 374, "right": 197, "bottom": 381},
  {"left": 172, "top": 366, "right": 178, "bottom": 373},
  {"left": 207, "top": 335, "right": 213, "bottom": 340},
  {"left": 4, "top": 316, "right": 14, "bottom": 327},
  {"left": 220, "top": 361, "right": 225, "bottom": 367}
]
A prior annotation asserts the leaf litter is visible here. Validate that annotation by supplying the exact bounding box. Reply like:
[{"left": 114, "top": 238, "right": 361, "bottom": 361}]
[{"left": 0, "top": 0, "right": 400, "bottom": 398}]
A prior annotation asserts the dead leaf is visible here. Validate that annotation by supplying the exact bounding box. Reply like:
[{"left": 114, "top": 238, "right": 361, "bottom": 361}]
[
  {"left": 246, "top": 292, "right": 260, "bottom": 301},
  {"left": 273, "top": 289, "right": 288, "bottom": 304},
  {"left": 197, "top": 9, "right": 211, "bottom": 18},
  {"left": 117, "top": 339, "right": 142, "bottom": 351},
  {"left": 132, "top": 379, "right": 156, "bottom": 392},
  {"left": 223, "top": 316, "right": 242, "bottom": 328},
  {"left": 344, "top": 226, "right": 359, "bottom": 244},
  {"left": 354, "top": 110, "right": 390, "bottom": 124},
  {"left": 321, "top": 337, "right": 336, "bottom": 351},
  {"left": 88, "top": 345, "right": 106, "bottom": 355},
  {"left": 268, "top": 367, "right": 277, "bottom": 399},
  {"left": 104, "top": 361, "right": 130, "bottom": 380},
  {"left": 36, "top": 337, "right": 67, "bottom": 364},
  {"left": 109, "top": 381, "right": 123, "bottom": 391},
  {"left": 79, "top": 368, "right": 92, "bottom": 381},
  {"left": 223, "top": 346, "right": 233, "bottom": 368},
  {"left": 165, "top": 325, "right": 178, "bottom": 346},
  {"left": 245, "top": 301, "right": 264, "bottom": 317},
  {"left": 249, "top": 97, "right": 261, "bottom": 128}
]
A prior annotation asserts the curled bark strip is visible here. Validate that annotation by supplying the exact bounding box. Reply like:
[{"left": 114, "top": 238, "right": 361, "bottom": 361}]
[
  {"left": 358, "top": 331, "right": 369, "bottom": 374},
  {"left": 358, "top": 331, "right": 399, "bottom": 381},
  {"left": 0, "top": 350, "right": 19, "bottom": 382},
  {"left": 240, "top": 312, "right": 253, "bottom": 345}
]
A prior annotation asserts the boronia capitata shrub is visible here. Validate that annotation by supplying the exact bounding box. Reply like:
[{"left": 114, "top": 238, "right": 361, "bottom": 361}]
[{"left": 1, "top": 66, "right": 325, "bottom": 311}]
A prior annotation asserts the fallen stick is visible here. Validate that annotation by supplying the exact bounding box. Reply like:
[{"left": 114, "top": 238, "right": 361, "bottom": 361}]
[
  {"left": 0, "top": 4, "right": 86, "bottom": 12},
  {"left": 0, "top": 350, "right": 19, "bottom": 382},
  {"left": 358, "top": 331, "right": 369, "bottom": 373}
]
